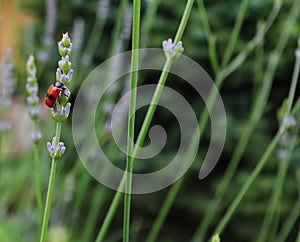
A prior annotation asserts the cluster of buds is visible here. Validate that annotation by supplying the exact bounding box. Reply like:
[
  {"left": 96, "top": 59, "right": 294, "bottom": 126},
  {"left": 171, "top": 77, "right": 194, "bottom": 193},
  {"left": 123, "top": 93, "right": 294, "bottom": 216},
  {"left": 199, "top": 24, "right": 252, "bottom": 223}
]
[
  {"left": 162, "top": 38, "right": 184, "bottom": 59},
  {"left": 0, "top": 48, "right": 15, "bottom": 132},
  {"left": 51, "top": 32, "right": 73, "bottom": 122},
  {"left": 47, "top": 32, "right": 73, "bottom": 158},
  {"left": 277, "top": 120, "right": 297, "bottom": 160},
  {"left": 47, "top": 136, "right": 66, "bottom": 159},
  {"left": 26, "top": 55, "right": 42, "bottom": 144}
]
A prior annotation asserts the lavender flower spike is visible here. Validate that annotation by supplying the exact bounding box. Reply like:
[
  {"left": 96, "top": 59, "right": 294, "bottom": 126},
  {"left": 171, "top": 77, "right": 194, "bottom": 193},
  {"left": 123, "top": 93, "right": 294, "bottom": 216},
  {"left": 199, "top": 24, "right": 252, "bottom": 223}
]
[
  {"left": 26, "top": 55, "right": 41, "bottom": 122},
  {"left": 56, "top": 33, "right": 73, "bottom": 86},
  {"left": 162, "top": 38, "right": 184, "bottom": 59},
  {"left": 0, "top": 48, "right": 15, "bottom": 109},
  {"left": 51, "top": 32, "right": 73, "bottom": 122}
]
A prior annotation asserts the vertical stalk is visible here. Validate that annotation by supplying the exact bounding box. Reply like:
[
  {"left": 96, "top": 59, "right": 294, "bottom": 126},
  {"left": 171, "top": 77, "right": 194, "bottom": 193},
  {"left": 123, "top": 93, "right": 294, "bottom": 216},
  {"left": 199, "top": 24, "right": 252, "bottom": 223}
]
[
  {"left": 221, "top": 0, "right": 249, "bottom": 67},
  {"left": 39, "top": 122, "right": 62, "bottom": 242},
  {"left": 257, "top": 44, "right": 300, "bottom": 242},
  {"left": 196, "top": 0, "right": 219, "bottom": 73},
  {"left": 123, "top": 0, "right": 140, "bottom": 241},
  {"left": 213, "top": 131, "right": 283, "bottom": 235},
  {"left": 33, "top": 144, "right": 43, "bottom": 229},
  {"left": 97, "top": 1, "right": 194, "bottom": 240}
]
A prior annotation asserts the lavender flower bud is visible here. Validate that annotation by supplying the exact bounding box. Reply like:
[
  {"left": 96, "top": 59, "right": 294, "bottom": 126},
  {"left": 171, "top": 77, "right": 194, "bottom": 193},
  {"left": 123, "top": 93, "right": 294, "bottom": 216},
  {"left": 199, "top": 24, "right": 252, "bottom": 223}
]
[
  {"left": 30, "top": 130, "right": 42, "bottom": 145},
  {"left": 51, "top": 102, "right": 71, "bottom": 122},
  {"left": 58, "top": 32, "right": 72, "bottom": 57},
  {"left": 56, "top": 68, "right": 73, "bottom": 84},
  {"left": 282, "top": 116, "right": 297, "bottom": 130},
  {"left": 47, "top": 136, "right": 66, "bottom": 158},
  {"left": 162, "top": 38, "right": 184, "bottom": 59},
  {"left": 58, "top": 56, "right": 72, "bottom": 73}
]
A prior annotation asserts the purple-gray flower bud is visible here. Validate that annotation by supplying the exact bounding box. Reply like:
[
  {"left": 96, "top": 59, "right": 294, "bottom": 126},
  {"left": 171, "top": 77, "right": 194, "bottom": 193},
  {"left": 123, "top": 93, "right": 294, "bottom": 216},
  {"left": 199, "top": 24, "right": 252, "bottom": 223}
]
[
  {"left": 47, "top": 136, "right": 66, "bottom": 158},
  {"left": 162, "top": 38, "right": 184, "bottom": 59},
  {"left": 58, "top": 32, "right": 72, "bottom": 56}
]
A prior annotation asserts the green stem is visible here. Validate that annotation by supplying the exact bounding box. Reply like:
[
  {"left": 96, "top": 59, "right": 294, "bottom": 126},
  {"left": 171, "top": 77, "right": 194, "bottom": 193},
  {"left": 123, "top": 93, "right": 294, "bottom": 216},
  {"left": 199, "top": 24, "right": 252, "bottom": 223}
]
[
  {"left": 257, "top": 153, "right": 290, "bottom": 242},
  {"left": 145, "top": 177, "right": 184, "bottom": 242},
  {"left": 174, "top": 0, "right": 194, "bottom": 43},
  {"left": 39, "top": 122, "right": 62, "bottom": 242},
  {"left": 257, "top": 41, "right": 300, "bottom": 242},
  {"left": 123, "top": 0, "right": 140, "bottom": 241},
  {"left": 221, "top": 0, "right": 249, "bottom": 67},
  {"left": 192, "top": 1, "right": 297, "bottom": 239},
  {"left": 285, "top": 49, "right": 300, "bottom": 116},
  {"left": 141, "top": 0, "right": 161, "bottom": 48},
  {"left": 213, "top": 130, "right": 283, "bottom": 236},
  {"left": 144, "top": 1, "right": 281, "bottom": 241},
  {"left": 132, "top": 59, "right": 172, "bottom": 159},
  {"left": 97, "top": 1, "right": 195, "bottom": 240},
  {"left": 107, "top": 0, "right": 129, "bottom": 58},
  {"left": 196, "top": 0, "right": 219, "bottom": 73},
  {"left": 81, "top": 18, "right": 106, "bottom": 65},
  {"left": 80, "top": 188, "right": 106, "bottom": 242},
  {"left": 39, "top": 157, "right": 58, "bottom": 242},
  {"left": 34, "top": 144, "right": 43, "bottom": 231},
  {"left": 95, "top": 182, "right": 124, "bottom": 242}
]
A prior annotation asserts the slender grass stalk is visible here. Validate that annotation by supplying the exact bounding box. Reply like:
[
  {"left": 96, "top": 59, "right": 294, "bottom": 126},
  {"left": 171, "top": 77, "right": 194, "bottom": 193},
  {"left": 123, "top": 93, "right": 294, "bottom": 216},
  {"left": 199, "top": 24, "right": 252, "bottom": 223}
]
[
  {"left": 107, "top": 0, "right": 129, "bottom": 58},
  {"left": 141, "top": 0, "right": 162, "bottom": 48},
  {"left": 257, "top": 44, "right": 300, "bottom": 242},
  {"left": 95, "top": 181, "right": 124, "bottom": 242},
  {"left": 257, "top": 152, "right": 291, "bottom": 242},
  {"left": 275, "top": 199, "right": 300, "bottom": 242},
  {"left": 26, "top": 54, "right": 43, "bottom": 232},
  {"left": 174, "top": 0, "right": 194, "bottom": 43},
  {"left": 81, "top": 18, "right": 106, "bottom": 65},
  {"left": 296, "top": 220, "right": 300, "bottom": 242},
  {"left": 221, "top": 0, "right": 249, "bottom": 67},
  {"left": 123, "top": 0, "right": 141, "bottom": 240},
  {"left": 80, "top": 188, "right": 106, "bottom": 242},
  {"left": 33, "top": 144, "right": 43, "bottom": 229},
  {"left": 253, "top": 25, "right": 264, "bottom": 99},
  {"left": 96, "top": 1, "right": 194, "bottom": 240},
  {"left": 213, "top": 46, "right": 299, "bottom": 240},
  {"left": 145, "top": 2, "right": 281, "bottom": 241},
  {"left": 39, "top": 122, "right": 62, "bottom": 242},
  {"left": 196, "top": 0, "right": 219, "bottom": 73},
  {"left": 145, "top": 178, "right": 184, "bottom": 242},
  {"left": 40, "top": 32, "right": 73, "bottom": 242},
  {"left": 213, "top": 130, "right": 283, "bottom": 235},
  {"left": 192, "top": 1, "right": 298, "bottom": 239}
]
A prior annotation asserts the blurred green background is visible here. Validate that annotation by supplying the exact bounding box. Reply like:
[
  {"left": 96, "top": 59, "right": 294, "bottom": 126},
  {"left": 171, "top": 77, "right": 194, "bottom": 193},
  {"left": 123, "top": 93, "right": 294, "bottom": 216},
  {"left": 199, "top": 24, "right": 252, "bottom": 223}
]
[{"left": 0, "top": 0, "right": 300, "bottom": 241}]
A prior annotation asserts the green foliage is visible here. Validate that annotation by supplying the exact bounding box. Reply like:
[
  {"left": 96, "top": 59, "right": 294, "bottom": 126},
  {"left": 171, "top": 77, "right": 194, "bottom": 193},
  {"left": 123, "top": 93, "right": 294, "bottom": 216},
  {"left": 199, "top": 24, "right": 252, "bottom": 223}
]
[{"left": 1, "top": 0, "right": 300, "bottom": 241}]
